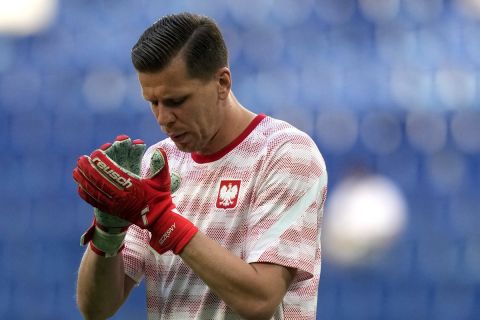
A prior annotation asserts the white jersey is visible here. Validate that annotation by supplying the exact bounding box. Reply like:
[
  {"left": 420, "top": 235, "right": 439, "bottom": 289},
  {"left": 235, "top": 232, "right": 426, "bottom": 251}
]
[{"left": 123, "top": 114, "right": 328, "bottom": 319}]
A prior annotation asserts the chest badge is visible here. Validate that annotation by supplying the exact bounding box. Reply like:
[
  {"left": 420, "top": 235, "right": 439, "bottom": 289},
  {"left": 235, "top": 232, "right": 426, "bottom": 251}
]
[{"left": 216, "top": 180, "right": 241, "bottom": 209}]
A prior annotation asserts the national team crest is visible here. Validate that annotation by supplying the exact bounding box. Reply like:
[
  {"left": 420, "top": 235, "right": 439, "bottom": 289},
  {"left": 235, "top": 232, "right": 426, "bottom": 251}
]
[{"left": 216, "top": 179, "right": 241, "bottom": 209}]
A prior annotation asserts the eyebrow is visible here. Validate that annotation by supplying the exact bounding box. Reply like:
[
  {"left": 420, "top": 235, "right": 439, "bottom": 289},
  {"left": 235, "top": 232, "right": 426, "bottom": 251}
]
[
  {"left": 144, "top": 94, "right": 189, "bottom": 105},
  {"left": 163, "top": 95, "right": 189, "bottom": 105}
]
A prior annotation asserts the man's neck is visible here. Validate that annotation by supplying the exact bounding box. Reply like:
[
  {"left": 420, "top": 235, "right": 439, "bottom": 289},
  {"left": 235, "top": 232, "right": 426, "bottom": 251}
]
[{"left": 199, "top": 93, "right": 256, "bottom": 156}]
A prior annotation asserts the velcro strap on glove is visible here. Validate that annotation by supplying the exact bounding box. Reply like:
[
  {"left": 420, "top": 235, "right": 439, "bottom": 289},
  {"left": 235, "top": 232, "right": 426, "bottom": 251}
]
[
  {"left": 148, "top": 207, "right": 198, "bottom": 254},
  {"left": 80, "top": 218, "right": 129, "bottom": 257}
]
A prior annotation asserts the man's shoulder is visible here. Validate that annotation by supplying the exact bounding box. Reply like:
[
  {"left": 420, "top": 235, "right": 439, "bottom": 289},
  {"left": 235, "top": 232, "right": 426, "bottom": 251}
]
[
  {"left": 256, "top": 116, "right": 318, "bottom": 151},
  {"left": 255, "top": 116, "right": 326, "bottom": 173}
]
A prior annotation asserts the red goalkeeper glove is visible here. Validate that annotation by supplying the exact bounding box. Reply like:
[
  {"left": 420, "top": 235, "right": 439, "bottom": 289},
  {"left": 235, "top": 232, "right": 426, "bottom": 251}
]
[
  {"left": 73, "top": 147, "right": 198, "bottom": 254},
  {"left": 80, "top": 135, "right": 146, "bottom": 257}
]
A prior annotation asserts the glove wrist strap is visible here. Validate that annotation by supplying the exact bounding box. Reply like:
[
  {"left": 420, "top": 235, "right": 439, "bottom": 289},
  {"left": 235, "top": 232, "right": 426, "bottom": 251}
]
[
  {"left": 92, "top": 225, "right": 127, "bottom": 257},
  {"left": 148, "top": 208, "right": 199, "bottom": 255},
  {"left": 80, "top": 220, "right": 128, "bottom": 257},
  {"left": 89, "top": 241, "right": 125, "bottom": 258}
]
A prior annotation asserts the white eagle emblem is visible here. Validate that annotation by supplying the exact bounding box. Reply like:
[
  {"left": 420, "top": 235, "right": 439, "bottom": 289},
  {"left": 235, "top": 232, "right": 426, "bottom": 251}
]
[
  {"left": 219, "top": 183, "right": 238, "bottom": 206},
  {"left": 216, "top": 180, "right": 241, "bottom": 209}
]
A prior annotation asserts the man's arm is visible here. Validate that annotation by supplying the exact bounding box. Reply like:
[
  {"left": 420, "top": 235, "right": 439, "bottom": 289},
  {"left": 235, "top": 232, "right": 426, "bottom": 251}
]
[
  {"left": 76, "top": 246, "right": 137, "bottom": 320},
  {"left": 181, "top": 231, "right": 297, "bottom": 320}
]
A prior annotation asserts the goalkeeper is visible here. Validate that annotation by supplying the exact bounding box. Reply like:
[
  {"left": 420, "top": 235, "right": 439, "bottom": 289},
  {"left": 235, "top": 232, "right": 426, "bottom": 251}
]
[{"left": 73, "top": 12, "right": 327, "bottom": 320}]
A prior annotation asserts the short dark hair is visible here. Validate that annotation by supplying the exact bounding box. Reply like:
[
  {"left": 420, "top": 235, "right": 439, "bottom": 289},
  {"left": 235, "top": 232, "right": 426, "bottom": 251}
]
[{"left": 131, "top": 12, "right": 228, "bottom": 80}]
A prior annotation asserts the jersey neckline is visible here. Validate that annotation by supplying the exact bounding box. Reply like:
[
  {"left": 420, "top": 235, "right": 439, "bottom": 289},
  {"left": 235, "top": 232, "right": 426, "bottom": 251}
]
[{"left": 191, "top": 113, "right": 267, "bottom": 164}]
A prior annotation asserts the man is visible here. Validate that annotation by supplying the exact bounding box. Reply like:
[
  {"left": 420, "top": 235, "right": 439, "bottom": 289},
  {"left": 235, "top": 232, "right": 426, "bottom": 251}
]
[{"left": 74, "top": 12, "right": 327, "bottom": 320}]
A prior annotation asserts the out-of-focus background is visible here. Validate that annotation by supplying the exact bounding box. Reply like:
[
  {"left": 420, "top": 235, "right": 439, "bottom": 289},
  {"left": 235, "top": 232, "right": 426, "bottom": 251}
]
[{"left": 1, "top": 0, "right": 479, "bottom": 319}]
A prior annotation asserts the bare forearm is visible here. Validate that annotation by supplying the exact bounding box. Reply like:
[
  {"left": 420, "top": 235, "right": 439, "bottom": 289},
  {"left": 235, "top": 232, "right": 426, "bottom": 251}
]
[
  {"left": 180, "top": 232, "right": 293, "bottom": 320},
  {"left": 76, "top": 247, "right": 126, "bottom": 320}
]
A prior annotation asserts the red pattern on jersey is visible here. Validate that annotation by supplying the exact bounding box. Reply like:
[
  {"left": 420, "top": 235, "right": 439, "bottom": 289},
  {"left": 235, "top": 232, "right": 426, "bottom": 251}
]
[{"left": 123, "top": 114, "right": 327, "bottom": 319}]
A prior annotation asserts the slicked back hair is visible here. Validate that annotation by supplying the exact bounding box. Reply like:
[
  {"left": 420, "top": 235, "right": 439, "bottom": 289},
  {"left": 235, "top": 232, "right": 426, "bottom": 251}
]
[{"left": 131, "top": 12, "right": 228, "bottom": 80}]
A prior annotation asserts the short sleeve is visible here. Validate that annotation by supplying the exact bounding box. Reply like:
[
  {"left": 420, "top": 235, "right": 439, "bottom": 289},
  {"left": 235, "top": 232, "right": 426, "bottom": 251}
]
[
  {"left": 123, "top": 224, "right": 150, "bottom": 284},
  {"left": 245, "top": 131, "right": 327, "bottom": 282}
]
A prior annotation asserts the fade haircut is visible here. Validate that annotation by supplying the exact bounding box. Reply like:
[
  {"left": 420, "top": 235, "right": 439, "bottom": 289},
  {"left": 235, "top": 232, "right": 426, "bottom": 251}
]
[{"left": 131, "top": 12, "right": 228, "bottom": 80}]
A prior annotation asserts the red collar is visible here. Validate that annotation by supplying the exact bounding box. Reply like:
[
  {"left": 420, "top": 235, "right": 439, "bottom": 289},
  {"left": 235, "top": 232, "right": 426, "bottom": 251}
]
[{"left": 191, "top": 114, "right": 266, "bottom": 164}]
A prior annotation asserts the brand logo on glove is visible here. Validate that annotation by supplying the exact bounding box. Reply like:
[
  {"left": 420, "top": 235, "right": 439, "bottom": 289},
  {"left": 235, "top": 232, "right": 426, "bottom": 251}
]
[
  {"left": 159, "top": 223, "right": 176, "bottom": 245},
  {"left": 91, "top": 157, "right": 133, "bottom": 189}
]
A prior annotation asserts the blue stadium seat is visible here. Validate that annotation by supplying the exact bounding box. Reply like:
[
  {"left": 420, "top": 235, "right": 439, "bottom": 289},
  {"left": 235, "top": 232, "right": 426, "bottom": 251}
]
[
  {"left": 55, "top": 281, "right": 83, "bottom": 320},
  {"left": 92, "top": 111, "right": 144, "bottom": 143},
  {"left": 316, "top": 280, "right": 337, "bottom": 320},
  {"left": 182, "top": 0, "right": 230, "bottom": 23},
  {"left": 41, "top": 74, "right": 86, "bottom": 113},
  {"left": 19, "top": 154, "right": 63, "bottom": 197},
  {"left": 462, "top": 235, "right": 480, "bottom": 283},
  {"left": 73, "top": 198, "right": 98, "bottom": 232},
  {"left": 0, "top": 68, "right": 43, "bottom": 114},
  {"left": 342, "top": 60, "right": 389, "bottom": 109},
  {"left": 256, "top": 67, "right": 303, "bottom": 114},
  {"left": 9, "top": 111, "right": 53, "bottom": 154},
  {"left": 59, "top": 160, "right": 82, "bottom": 201},
  {"left": 384, "top": 282, "right": 430, "bottom": 320},
  {"left": 29, "top": 29, "right": 77, "bottom": 75},
  {"left": 431, "top": 282, "right": 476, "bottom": 320},
  {"left": 11, "top": 282, "right": 56, "bottom": 319},
  {"left": 314, "top": 0, "right": 356, "bottom": 25},
  {"left": 233, "top": 74, "right": 263, "bottom": 114},
  {"left": 416, "top": 234, "right": 460, "bottom": 283},
  {"left": 0, "top": 110, "right": 8, "bottom": 149},
  {"left": 448, "top": 191, "right": 480, "bottom": 238},
  {"left": 376, "top": 146, "right": 420, "bottom": 190},
  {"left": 360, "top": 111, "right": 403, "bottom": 155},
  {"left": 40, "top": 241, "right": 82, "bottom": 286},
  {"left": 322, "top": 151, "right": 377, "bottom": 185},
  {"left": 425, "top": 148, "right": 468, "bottom": 195},
  {"left": 0, "top": 37, "right": 15, "bottom": 72},
  {"left": 407, "top": 190, "right": 449, "bottom": 239},
  {"left": 0, "top": 275, "right": 12, "bottom": 317},
  {"left": 0, "top": 153, "right": 24, "bottom": 197},
  {"left": 337, "top": 277, "right": 384, "bottom": 320},
  {"left": 372, "top": 239, "right": 415, "bottom": 281},
  {"left": 405, "top": 111, "right": 448, "bottom": 154},
  {"left": 30, "top": 198, "right": 78, "bottom": 240},
  {"left": 0, "top": 196, "right": 31, "bottom": 241},
  {"left": 51, "top": 111, "right": 95, "bottom": 156},
  {"left": 315, "top": 109, "right": 359, "bottom": 154},
  {"left": 273, "top": 106, "right": 316, "bottom": 137},
  {"left": 1, "top": 241, "right": 44, "bottom": 283}
]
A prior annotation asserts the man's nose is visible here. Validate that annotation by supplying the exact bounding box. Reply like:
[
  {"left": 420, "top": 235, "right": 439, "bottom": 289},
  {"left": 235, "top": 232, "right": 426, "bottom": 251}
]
[{"left": 155, "top": 105, "right": 175, "bottom": 127}]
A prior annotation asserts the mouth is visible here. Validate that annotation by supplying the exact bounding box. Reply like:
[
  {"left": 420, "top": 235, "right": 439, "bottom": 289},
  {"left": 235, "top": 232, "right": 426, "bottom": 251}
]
[{"left": 170, "top": 132, "right": 187, "bottom": 143}]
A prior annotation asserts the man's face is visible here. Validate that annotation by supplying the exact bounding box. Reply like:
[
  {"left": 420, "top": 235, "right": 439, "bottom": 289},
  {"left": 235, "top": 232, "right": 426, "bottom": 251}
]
[{"left": 138, "top": 56, "right": 229, "bottom": 154}]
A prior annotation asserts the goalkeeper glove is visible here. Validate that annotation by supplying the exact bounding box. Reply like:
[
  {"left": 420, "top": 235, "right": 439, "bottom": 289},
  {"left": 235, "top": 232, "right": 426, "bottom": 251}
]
[
  {"left": 73, "top": 146, "right": 198, "bottom": 255},
  {"left": 79, "top": 135, "right": 145, "bottom": 257}
]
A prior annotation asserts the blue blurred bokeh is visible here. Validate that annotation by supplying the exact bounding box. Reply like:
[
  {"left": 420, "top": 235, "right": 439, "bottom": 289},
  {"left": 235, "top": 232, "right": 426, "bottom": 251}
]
[{"left": 1, "top": 0, "right": 479, "bottom": 319}]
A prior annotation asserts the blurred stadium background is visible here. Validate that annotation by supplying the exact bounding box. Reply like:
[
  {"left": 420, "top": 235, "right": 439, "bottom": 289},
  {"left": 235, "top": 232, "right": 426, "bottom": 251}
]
[{"left": 1, "top": 0, "right": 479, "bottom": 319}]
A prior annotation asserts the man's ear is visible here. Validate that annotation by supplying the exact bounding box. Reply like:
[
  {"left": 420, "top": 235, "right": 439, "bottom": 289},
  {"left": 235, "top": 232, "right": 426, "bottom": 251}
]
[{"left": 216, "top": 67, "right": 231, "bottom": 100}]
